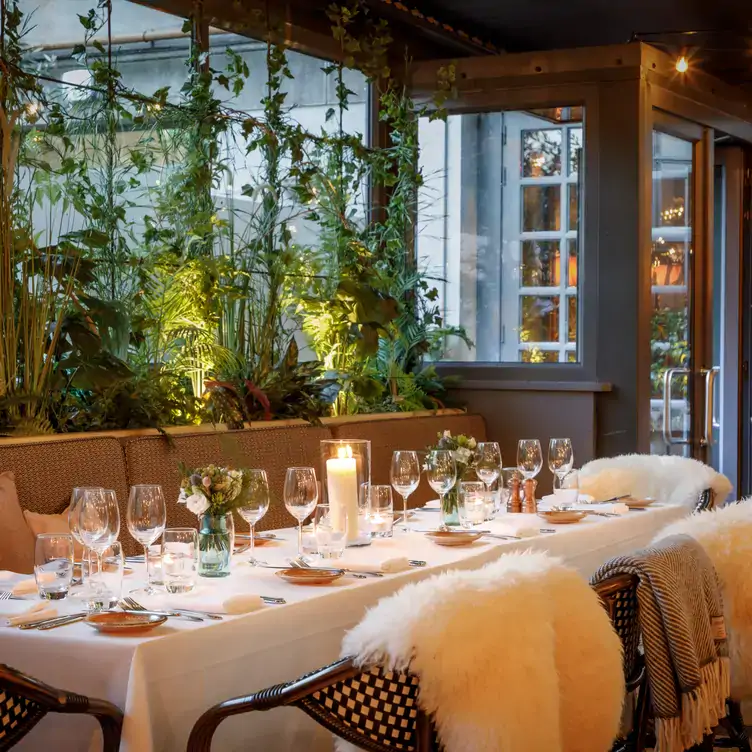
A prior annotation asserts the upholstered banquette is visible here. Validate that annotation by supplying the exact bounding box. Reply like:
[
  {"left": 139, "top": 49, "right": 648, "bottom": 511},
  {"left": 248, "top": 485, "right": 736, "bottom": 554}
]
[{"left": 0, "top": 411, "right": 486, "bottom": 564}]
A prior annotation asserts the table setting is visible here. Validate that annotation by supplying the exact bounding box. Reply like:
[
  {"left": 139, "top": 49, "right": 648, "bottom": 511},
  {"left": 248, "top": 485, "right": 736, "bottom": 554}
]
[{"left": 0, "top": 431, "right": 692, "bottom": 751}]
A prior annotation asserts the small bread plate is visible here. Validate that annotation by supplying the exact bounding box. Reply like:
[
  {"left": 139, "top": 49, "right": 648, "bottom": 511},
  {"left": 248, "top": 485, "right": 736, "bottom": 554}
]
[
  {"left": 537, "top": 509, "right": 587, "bottom": 525},
  {"left": 234, "top": 535, "right": 276, "bottom": 552},
  {"left": 424, "top": 530, "right": 482, "bottom": 547},
  {"left": 274, "top": 568, "right": 344, "bottom": 585},
  {"left": 623, "top": 497, "right": 657, "bottom": 509},
  {"left": 85, "top": 612, "right": 167, "bottom": 634}
]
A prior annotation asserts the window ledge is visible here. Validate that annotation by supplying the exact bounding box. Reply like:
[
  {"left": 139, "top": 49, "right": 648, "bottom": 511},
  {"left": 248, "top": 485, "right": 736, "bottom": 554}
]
[{"left": 450, "top": 380, "right": 612, "bottom": 393}]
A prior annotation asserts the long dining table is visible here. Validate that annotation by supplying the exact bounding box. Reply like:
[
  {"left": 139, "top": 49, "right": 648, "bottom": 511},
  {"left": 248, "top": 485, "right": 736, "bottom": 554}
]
[{"left": 2, "top": 502, "right": 688, "bottom": 752}]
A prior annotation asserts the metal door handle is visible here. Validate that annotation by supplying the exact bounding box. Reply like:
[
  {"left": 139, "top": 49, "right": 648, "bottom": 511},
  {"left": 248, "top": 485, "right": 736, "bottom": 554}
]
[
  {"left": 662, "top": 367, "right": 691, "bottom": 446},
  {"left": 703, "top": 366, "right": 720, "bottom": 446}
]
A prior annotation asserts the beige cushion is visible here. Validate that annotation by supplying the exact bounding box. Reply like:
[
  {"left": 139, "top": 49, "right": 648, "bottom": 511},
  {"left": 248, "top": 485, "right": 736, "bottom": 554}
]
[
  {"left": 23, "top": 508, "right": 85, "bottom": 560},
  {"left": 0, "top": 472, "right": 35, "bottom": 574}
]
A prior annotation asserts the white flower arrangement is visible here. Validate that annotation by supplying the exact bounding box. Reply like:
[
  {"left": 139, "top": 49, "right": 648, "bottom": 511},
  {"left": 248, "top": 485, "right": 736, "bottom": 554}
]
[{"left": 178, "top": 464, "right": 252, "bottom": 517}]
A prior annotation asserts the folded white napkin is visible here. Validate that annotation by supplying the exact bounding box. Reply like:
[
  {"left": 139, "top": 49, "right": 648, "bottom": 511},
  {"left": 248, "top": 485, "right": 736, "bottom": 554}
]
[
  {"left": 580, "top": 503, "right": 629, "bottom": 516},
  {"left": 540, "top": 496, "right": 629, "bottom": 516},
  {"left": 513, "top": 526, "right": 539, "bottom": 538},
  {"left": 11, "top": 578, "right": 39, "bottom": 596},
  {"left": 541, "top": 491, "right": 594, "bottom": 506},
  {"left": 421, "top": 500, "right": 441, "bottom": 510},
  {"left": 323, "top": 557, "right": 411, "bottom": 574},
  {"left": 139, "top": 591, "right": 264, "bottom": 615},
  {"left": 3, "top": 602, "right": 58, "bottom": 627}
]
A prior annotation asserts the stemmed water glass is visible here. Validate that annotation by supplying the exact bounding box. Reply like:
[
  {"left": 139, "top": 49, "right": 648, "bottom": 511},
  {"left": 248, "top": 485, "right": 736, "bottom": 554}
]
[
  {"left": 78, "top": 489, "right": 114, "bottom": 593},
  {"left": 517, "top": 439, "right": 543, "bottom": 485},
  {"left": 126, "top": 485, "right": 167, "bottom": 595},
  {"left": 69, "top": 486, "right": 103, "bottom": 594},
  {"left": 390, "top": 451, "right": 421, "bottom": 532},
  {"left": 475, "top": 442, "right": 502, "bottom": 509},
  {"left": 238, "top": 469, "right": 270, "bottom": 565},
  {"left": 426, "top": 449, "right": 457, "bottom": 529},
  {"left": 548, "top": 438, "right": 574, "bottom": 490},
  {"left": 284, "top": 467, "right": 319, "bottom": 556}
]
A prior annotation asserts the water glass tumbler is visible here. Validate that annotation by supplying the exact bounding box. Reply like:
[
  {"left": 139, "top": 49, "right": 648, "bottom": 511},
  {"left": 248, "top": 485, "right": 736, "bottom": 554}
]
[{"left": 35, "top": 534, "right": 74, "bottom": 600}]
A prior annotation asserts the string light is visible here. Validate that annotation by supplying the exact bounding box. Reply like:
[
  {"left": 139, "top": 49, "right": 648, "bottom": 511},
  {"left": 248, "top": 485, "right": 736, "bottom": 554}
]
[{"left": 676, "top": 56, "right": 689, "bottom": 73}]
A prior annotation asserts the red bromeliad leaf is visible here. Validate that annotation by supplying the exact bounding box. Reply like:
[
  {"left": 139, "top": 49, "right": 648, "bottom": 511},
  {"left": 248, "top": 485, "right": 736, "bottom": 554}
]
[{"left": 244, "top": 380, "right": 272, "bottom": 421}]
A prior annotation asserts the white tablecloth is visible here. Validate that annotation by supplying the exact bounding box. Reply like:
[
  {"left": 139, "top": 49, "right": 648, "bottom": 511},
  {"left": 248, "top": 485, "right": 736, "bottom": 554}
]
[{"left": 1, "top": 504, "right": 687, "bottom": 751}]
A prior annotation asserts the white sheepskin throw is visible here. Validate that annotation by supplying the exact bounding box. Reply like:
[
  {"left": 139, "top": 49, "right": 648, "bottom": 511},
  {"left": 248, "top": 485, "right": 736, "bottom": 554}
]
[
  {"left": 654, "top": 500, "right": 752, "bottom": 701},
  {"left": 579, "top": 454, "right": 732, "bottom": 508},
  {"left": 340, "top": 551, "right": 625, "bottom": 752}
]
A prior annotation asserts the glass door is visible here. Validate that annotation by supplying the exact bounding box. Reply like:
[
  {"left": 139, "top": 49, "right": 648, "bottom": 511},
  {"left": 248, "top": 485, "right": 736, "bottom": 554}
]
[{"left": 651, "top": 130, "right": 695, "bottom": 456}]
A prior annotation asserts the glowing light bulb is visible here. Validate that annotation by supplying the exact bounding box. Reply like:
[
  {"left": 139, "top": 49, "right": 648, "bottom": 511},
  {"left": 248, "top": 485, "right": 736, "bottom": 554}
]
[{"left": 676, "top": 56, "right": 689, "bottom": 73}]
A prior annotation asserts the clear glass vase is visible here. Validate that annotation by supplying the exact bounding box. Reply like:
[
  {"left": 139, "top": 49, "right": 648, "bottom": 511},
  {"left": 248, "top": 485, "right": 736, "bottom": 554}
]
[
  {"left": 198, "top": 512, "right": 234, "bottom": 578},
  {"left": 441, "top": 488, "right": 461, "bottom": 527}
]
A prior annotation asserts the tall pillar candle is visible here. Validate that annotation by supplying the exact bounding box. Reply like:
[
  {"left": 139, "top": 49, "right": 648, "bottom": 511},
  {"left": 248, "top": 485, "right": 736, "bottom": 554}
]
[{"left": 326, "top": 448, "right": 359, "bottom": 542}]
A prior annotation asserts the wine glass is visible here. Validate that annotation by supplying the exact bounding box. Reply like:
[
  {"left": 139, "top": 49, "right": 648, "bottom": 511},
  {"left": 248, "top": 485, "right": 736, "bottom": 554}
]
[
  {"left": 238, "top": 469, "right": 270, "bottom": 565},
  {"left": 390, "top": 451, "right": 420, "bottom": 532},
  {"left": 69, "top": 486, "right": 103, "bottom": 594},
  {"left": 517, "top": 439, "right": 543, "bottom": 481},
  {"left": 284, "top": 467, "right": 319, "bottom": 556},
  {"left": 475, "top": 442, "right": 502, "bottom": 509},
  {"left": 126, "top": 485, "right": 167, "bottom": 594},
  {"left": 548, "top": 438, "right": 574, "bottom": 490},
  {"left": 426, "top": 449, "right": 457, "bottom": 529},
  {"left": 78, "top": 489, "right": 113, "bottom": 592}
]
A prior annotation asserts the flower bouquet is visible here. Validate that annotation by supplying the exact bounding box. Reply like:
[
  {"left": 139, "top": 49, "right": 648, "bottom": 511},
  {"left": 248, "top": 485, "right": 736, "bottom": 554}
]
[
  {"left": 427, "top": 430, "right": 477, "bottom": 520},
  {"left": 178, "top": 465, "right": 254, "bottom": 577}
]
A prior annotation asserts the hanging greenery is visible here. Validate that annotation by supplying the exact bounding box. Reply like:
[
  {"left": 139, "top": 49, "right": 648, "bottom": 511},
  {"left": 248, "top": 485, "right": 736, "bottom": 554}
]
[{"left": 0, "top": 0, "right": 469, "bottom": 435}]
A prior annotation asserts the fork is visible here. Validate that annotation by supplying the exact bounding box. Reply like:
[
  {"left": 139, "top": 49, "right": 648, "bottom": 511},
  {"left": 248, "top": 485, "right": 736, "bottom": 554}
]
[
  {"left": 0, "top": 591, "right": 14, "bottom": 601},
  {"left": 121, "top": 597, "right": 204, "bottom": 622},
  {"left": 291, "top": 557, "right": 369, "bottom": 579}
]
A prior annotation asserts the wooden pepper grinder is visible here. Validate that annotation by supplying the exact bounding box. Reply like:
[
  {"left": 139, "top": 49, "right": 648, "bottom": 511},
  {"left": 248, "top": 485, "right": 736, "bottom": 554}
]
[
  {"left": 523, "top": 478, "right": 538, "bottom": 514},
  {"left": 509, "top": 476, "right": 522, "bottom": 513}
]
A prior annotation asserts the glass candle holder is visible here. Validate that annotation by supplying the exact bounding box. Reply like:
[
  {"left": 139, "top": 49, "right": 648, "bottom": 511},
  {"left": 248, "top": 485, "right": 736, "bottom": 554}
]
[
  {"left": 147, "top": 544, "right": 163, "bottom": 587},
  {"left": 320, "top": 439, "right": 371, "bottom": 546},
  {"left": 458, "top": 482, "right": 486, "bottom": 528},
  {"left": 367, "top": 485, "right": 394, "bottom": 538}
]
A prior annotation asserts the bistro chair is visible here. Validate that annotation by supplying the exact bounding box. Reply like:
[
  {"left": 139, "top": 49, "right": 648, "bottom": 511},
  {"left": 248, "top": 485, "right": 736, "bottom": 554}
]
[
  {"left": 694, "top": 487, "right": 715, "bottom": 513},
  {"left": 186, "top": 657, "right": 435, "bottom": 751},
  {"left": 187, "top": 574, "right": 642, "bottom": 752},
  {"left": 593, "top": 574, "right": 649, "bottom": 752},
  {"left": 0, "top": 664, "right": 123, "bottom": 751}
]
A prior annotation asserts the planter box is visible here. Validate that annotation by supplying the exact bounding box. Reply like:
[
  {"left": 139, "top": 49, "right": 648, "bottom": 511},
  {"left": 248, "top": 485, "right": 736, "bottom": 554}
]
[{"left": 0, "top": 408, "right": 466, "bottom": 446}]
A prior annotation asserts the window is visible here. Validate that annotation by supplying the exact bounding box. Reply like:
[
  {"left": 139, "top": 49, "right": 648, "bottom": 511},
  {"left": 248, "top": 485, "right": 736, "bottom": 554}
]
[{"left": 417, "top": 106, "right": 583, "bottom": 363}]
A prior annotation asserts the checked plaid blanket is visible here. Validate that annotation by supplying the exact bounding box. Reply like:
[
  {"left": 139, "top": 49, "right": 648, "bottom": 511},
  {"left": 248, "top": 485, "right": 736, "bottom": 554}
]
[{"left": 592, "top": 535, "right": 730, "bottom": 751}]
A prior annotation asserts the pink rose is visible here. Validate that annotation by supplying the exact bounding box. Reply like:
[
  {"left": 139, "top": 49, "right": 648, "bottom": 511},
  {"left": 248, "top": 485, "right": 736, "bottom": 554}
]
[{"left": 202, "top": 476, "right": 211, "bottom": 488}]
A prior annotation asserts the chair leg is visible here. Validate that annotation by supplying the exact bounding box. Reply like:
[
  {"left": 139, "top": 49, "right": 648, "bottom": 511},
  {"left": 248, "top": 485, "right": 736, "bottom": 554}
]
[
  {"left": 632, "top": 681, "right": 651, "bottom": 752},
  {"left": 724, "top": 699, "right": 752, "bottom": 752},
  {"left": 686, "top": 734, "right": 716, "bottom": 751}
]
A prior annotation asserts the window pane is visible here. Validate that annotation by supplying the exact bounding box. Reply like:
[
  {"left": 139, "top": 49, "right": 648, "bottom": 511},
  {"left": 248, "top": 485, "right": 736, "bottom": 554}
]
[
  {"left": 521, "top": 349, "right": 560, "bottom": 363},
  {"left": 651, "top": 239, "right": 687, "bottom": 286},
  {"left": 567, "top": 296, "right": 577, "bottom": 342},
  {"left": 520, "top": 296, "right": 559, "bottom": 343},
  {"left": 521, "top": 241, "right": 561, "bottom": 286},
  {"left": 567, "top": 238, "right": 578, "bottom": 287},
  {"left": 568, "top": 184, "right": 579, "bottom": 232},
  {"left": 654, "top": 177, "right": 688, "bottom": 227},
  {"left": 569, "top": 127, "right": 582, "bottom": 175},
  {"left": 417, "top": 107, "right": 584, "bottom": 363},
  {"left": 522, "top": 129, "right": 562, "bottom": 177},
  {"left": 522, "top": 185, "right": 561, "bottom": 231}
]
